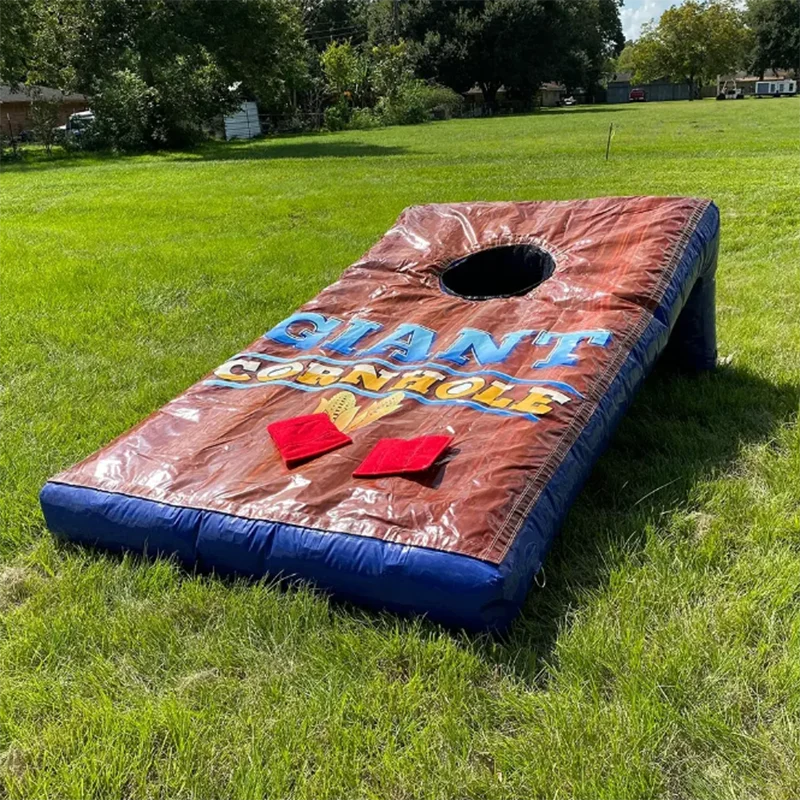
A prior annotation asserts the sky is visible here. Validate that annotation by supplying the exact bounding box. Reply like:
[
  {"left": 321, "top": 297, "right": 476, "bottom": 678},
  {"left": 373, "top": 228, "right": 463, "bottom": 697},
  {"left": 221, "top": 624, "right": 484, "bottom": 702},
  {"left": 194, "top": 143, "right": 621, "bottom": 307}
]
[{"left": 620, "top": 0, "right": 675, "bottom": 40}]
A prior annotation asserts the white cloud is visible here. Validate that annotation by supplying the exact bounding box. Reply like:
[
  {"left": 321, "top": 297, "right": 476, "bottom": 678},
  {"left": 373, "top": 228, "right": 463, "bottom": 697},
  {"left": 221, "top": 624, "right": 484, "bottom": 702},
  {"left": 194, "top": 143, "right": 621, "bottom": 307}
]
[{"left": 620, "top": 0, "right": 675, "bottom": 40}]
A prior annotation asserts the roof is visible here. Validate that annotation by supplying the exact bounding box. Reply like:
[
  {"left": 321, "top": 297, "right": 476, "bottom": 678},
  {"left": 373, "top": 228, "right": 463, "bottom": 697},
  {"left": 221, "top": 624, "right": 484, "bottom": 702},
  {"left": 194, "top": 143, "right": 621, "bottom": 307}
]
[
  {"left": 464, "top": 85, "right": 508, "bottom": 96},
  {"left": 0, "top": 84, "right": 87, "bottom": 104},
  {"left": 718, "top": 70, "right": 792, "bottom": 82},
  {"left": 464, "top": 83, "right": 568, "bottom": 96}
]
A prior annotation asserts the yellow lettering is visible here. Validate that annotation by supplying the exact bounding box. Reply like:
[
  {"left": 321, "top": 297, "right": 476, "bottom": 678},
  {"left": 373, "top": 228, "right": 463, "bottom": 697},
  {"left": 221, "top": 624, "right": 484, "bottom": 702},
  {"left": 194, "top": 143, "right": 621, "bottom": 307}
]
[
  {"left": 435, "top": 376, "right": 486, "bottom": 399},
  {"left": 214, "top": 358, "right": 260, "bottom": 382},
  {"left": 256, "top": 362, "right": 303, "bottom": 382},
  {"left": 340, "top": 363, "right": 397, "bottom": 391},
  {"left": 393, "top": 370, "right": 445, "bottom": 393},
  {"left": 472, "top": 380, "right": 514, "bottom": 409},
  {"left": 296, "top": 362, "right": 345, "bottom": 387},
  {"left": 510, "top": 387, "right": 570, "bottom": 415}
]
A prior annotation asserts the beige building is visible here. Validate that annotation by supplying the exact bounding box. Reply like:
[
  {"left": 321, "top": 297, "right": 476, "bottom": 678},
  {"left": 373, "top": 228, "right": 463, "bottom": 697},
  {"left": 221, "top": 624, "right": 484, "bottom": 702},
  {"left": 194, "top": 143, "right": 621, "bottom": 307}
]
[
  {"left": 539, "top": 82, "right": 567, "bottom": 107},
  {"left": 1, "top": 85, "right": 89, "bottom": 136}
]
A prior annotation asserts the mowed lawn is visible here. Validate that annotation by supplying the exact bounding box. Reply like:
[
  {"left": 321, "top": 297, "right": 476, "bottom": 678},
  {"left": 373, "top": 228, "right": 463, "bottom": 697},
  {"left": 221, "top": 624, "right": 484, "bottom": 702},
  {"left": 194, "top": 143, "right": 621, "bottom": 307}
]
[{"left": 1, "top": 98, "right": 799, "bottom": 799}]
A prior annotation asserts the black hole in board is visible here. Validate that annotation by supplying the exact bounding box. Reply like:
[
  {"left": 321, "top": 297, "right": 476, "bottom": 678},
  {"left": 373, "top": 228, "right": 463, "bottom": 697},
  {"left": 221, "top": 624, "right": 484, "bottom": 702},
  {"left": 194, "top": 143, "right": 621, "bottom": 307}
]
[{"left": 440, "top": 244, "right": 555, "bottom": 300}]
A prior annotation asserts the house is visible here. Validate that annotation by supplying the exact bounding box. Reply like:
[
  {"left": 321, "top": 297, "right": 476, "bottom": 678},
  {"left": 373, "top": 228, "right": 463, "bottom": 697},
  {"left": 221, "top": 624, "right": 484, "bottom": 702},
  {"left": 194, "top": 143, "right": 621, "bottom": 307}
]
[
  {"left": 539, "top": 82, "right": 566, "bottom": 107},
  {"left": 717, "top": 70, "right": 794, "bottom": 96},
  {"left": 0, "top": 85, "right": 89, "bottom": 136},
  {"left": 462, "top": 85, "right": 508, "bottom": 115},
  {"left": 463, "top": 82, "right": 583, "bottom": 112}
]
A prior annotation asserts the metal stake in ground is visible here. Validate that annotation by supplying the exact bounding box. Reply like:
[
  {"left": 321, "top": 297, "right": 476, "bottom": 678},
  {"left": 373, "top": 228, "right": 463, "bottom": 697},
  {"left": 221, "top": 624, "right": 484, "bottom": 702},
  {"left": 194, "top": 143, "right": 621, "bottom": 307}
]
[{"left": 605, "top": 123, "right": 614, "bottom": 161}]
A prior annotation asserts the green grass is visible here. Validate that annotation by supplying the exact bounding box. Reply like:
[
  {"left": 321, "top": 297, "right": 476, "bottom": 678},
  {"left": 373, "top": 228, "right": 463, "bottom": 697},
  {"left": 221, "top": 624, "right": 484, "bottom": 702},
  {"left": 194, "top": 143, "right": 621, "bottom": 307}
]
[{"left": 1, "top": 98, "right": 799, "bottom": 799}]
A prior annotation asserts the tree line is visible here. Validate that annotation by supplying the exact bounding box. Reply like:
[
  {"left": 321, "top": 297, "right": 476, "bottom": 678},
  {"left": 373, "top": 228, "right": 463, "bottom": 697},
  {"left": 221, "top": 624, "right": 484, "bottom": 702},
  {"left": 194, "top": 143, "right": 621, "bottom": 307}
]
[
  {"left": 0, "top": 0, "right": 796, "bottom": 151},
  {"left": 618, "top": 0, "right": 799, "bottom": 99},
  {"left": 0, "top": 0, "right": 623, "bottom": 149}
]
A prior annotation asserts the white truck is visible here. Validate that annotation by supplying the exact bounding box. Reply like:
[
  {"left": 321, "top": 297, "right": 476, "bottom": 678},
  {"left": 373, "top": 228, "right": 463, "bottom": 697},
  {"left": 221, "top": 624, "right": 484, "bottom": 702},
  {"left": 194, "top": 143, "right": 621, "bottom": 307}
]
[{"left": 755, "top": 79, "right": 797, "bottom": 97}]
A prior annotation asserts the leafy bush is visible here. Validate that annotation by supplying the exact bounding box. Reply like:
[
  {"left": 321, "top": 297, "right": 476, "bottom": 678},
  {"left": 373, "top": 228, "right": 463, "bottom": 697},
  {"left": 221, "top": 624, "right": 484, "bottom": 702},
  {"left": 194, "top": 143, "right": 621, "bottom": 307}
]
[
  {"left": 319, "top": 39, "right": 462, "bottom": 131},
  {"left": 378, "top": 80, "right": 462, "bottom": 126},
  {"left": 275, "top": 111, "right": 309, "bottom": 134},
  {"left": 347, "top": 107, "right": 382, "bottom": 130},
  {"left": 151, "top": 51, "right": 237, "bottom": 147},
  {"left": 323, "top": 100, "right": 351, "bottom": 132},
  {"left": 0, "top": 132, "right": 25, "bottom": 162},
  {"left": 421, "top": 83, "right": 463, "bottom": 119},
  {"left": 89, "top": 70, "right": 156, "bottom": 151},
  {"left": 369, "top": 42, "right": 413, "bottom": 100},
  {"left": 377, "top": 80, "right": 427, "bottom": 126},
  {"left": 320, "top": 42, "right": 369, "bottom": 106}
]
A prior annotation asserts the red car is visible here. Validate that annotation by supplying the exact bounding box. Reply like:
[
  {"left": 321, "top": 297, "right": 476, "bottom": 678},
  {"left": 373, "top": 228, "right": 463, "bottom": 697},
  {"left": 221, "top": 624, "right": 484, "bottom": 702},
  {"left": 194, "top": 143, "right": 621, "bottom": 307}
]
[{"left": 629, "top": 88, "right": 646, "bottom": 102}]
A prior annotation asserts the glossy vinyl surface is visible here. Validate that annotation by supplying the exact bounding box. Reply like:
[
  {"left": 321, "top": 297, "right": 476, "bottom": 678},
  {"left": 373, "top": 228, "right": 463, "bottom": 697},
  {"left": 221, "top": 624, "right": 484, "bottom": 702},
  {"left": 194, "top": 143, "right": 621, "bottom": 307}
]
[{"left": 41, "top": 197, "right": 720, "bottom": 629}]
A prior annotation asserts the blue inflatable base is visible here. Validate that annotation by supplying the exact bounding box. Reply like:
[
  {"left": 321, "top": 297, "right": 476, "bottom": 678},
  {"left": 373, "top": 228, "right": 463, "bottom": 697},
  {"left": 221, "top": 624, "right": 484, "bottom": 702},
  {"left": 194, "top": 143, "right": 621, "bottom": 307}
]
[{"left": 41, "top": 203, "right": 720, "bottom": 631}]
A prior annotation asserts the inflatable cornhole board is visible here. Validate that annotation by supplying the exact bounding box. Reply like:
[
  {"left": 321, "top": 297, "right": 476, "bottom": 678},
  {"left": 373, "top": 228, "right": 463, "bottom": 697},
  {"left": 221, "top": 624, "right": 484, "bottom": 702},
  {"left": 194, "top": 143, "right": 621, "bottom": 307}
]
[{"left": 41, "top": 196, "right": 720, "bottom": 630}]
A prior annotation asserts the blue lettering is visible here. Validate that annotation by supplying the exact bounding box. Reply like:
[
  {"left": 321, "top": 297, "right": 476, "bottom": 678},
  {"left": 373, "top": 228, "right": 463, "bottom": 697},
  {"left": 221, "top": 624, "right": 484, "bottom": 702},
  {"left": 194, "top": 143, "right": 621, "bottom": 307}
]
[
  {"left": 362, "top": 323, "right": 436, "bottom": 363},
  {"left": 436, "top": 327, "right": 536, "bottom": 366},
  {"left": 534, "top": 329, "right": 612, "bottom": 369},
  {"left": 264, "top": 313, "right": 342, "bottom": 351},
  {"left": 323, "top": 318, "right": 383, "bottom": 356}
]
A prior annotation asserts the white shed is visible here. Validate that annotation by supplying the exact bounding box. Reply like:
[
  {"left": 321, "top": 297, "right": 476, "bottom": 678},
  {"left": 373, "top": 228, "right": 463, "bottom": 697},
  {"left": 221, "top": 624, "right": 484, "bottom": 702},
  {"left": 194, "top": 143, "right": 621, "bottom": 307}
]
[
  {"left": 755, "top": 79, "right": 797, "bottom": 97},
  {"left": 224, "top": 101, "right": 261, "bottom": 140}
]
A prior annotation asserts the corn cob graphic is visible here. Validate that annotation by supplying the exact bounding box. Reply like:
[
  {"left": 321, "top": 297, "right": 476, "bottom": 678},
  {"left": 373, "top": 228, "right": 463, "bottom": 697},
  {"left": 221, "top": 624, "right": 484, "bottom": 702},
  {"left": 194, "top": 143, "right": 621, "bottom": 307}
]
[
  {"left": 317, "top": 391, "right": 359, "bottom": 431},
  {"left": 347, "top": 391, "right": 405, "bottom": 431}
]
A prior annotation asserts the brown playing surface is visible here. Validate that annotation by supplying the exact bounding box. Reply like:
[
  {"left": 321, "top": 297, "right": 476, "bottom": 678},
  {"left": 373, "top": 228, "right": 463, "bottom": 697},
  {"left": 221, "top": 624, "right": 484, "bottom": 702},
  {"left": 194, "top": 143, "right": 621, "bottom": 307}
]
[{"left": 50, "top": 197, "right": 710, "bottom": 563}]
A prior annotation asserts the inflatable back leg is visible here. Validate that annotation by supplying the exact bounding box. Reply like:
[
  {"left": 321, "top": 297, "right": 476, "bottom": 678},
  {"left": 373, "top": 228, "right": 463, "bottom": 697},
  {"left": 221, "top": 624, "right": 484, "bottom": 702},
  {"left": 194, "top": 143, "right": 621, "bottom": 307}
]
[{"left": 664, "top": 231, "right": 719, "bottom": 371}]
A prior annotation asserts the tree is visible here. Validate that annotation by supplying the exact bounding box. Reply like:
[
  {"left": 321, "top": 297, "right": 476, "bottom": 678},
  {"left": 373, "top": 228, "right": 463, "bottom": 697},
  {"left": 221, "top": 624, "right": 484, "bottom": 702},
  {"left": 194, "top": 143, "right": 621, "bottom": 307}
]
[
  {"left": 370, "top": 41, "right": 414, "bottom": 102},
  {"left": 27, "top": 90, "right": 62, "bottom": 154},
  {"left": 0, "top": 0, "right": 35, "bottom": 86},
  {"left": 13, "top": 0, "right": 308, "bottom": 149},
  {"left": 619, "top": 0, "right": 751, "bottom": 98},
  {"left": 371, "top": 0, "right": 623, "bottom": 110},
  {"left": 375, "top": 0, "right": 567, "bottom": 110},
  {"left": 466, "top": 0, "right": 563, "bottom": 110},
  {"left": 320, "top": 40, "right": 370, "bottom": 103},
  {"left": 299, "top": 0, "right": 369, "bottom": 51},
  {"left": 559, "top": 0, "right": 626, "bottom": 95},
  {"left": 748, "top": 0, "right": 800, "bottom": 77}
]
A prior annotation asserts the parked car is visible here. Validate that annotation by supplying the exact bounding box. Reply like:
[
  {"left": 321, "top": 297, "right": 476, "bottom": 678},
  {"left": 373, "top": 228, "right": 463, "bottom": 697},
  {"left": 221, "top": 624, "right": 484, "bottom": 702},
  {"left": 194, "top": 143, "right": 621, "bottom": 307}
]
[
  {"left": 629, "top": 88, "right": 646, "bottom": 102},
  {"left": 54, "top": 110, "right": 95, "bottom": 140},
  {"left": 554, "top": 95, "right": 577, "bottom": 107}
]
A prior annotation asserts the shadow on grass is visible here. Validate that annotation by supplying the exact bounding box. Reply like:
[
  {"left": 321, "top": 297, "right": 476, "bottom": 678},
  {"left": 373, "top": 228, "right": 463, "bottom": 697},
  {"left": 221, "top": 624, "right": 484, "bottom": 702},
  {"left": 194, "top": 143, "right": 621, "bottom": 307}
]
[
  {"left": 0, "top": 148, "right": 121, "bottom": 173},
  {"left": 1, "top": 138, "right": 411, "bottom": 174},
  {"left": 48, "top": 362, "right": 797, "bottom": 679},
  {"left": 536, "top": 105, "right": 630, "bottom": 116},
  {"left": 480, "top": 361, "right": 799, "bottom": 681},
  {"left": 178, "top": 138, "right": 411, "bottom": 163}
]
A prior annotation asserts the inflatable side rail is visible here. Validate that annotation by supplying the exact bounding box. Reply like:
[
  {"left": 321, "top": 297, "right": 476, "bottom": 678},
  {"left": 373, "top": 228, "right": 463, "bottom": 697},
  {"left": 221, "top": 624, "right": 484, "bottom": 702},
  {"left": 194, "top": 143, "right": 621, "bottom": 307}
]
[{"left": 41, "top": 197, "right": 720, "bottom": 630}]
